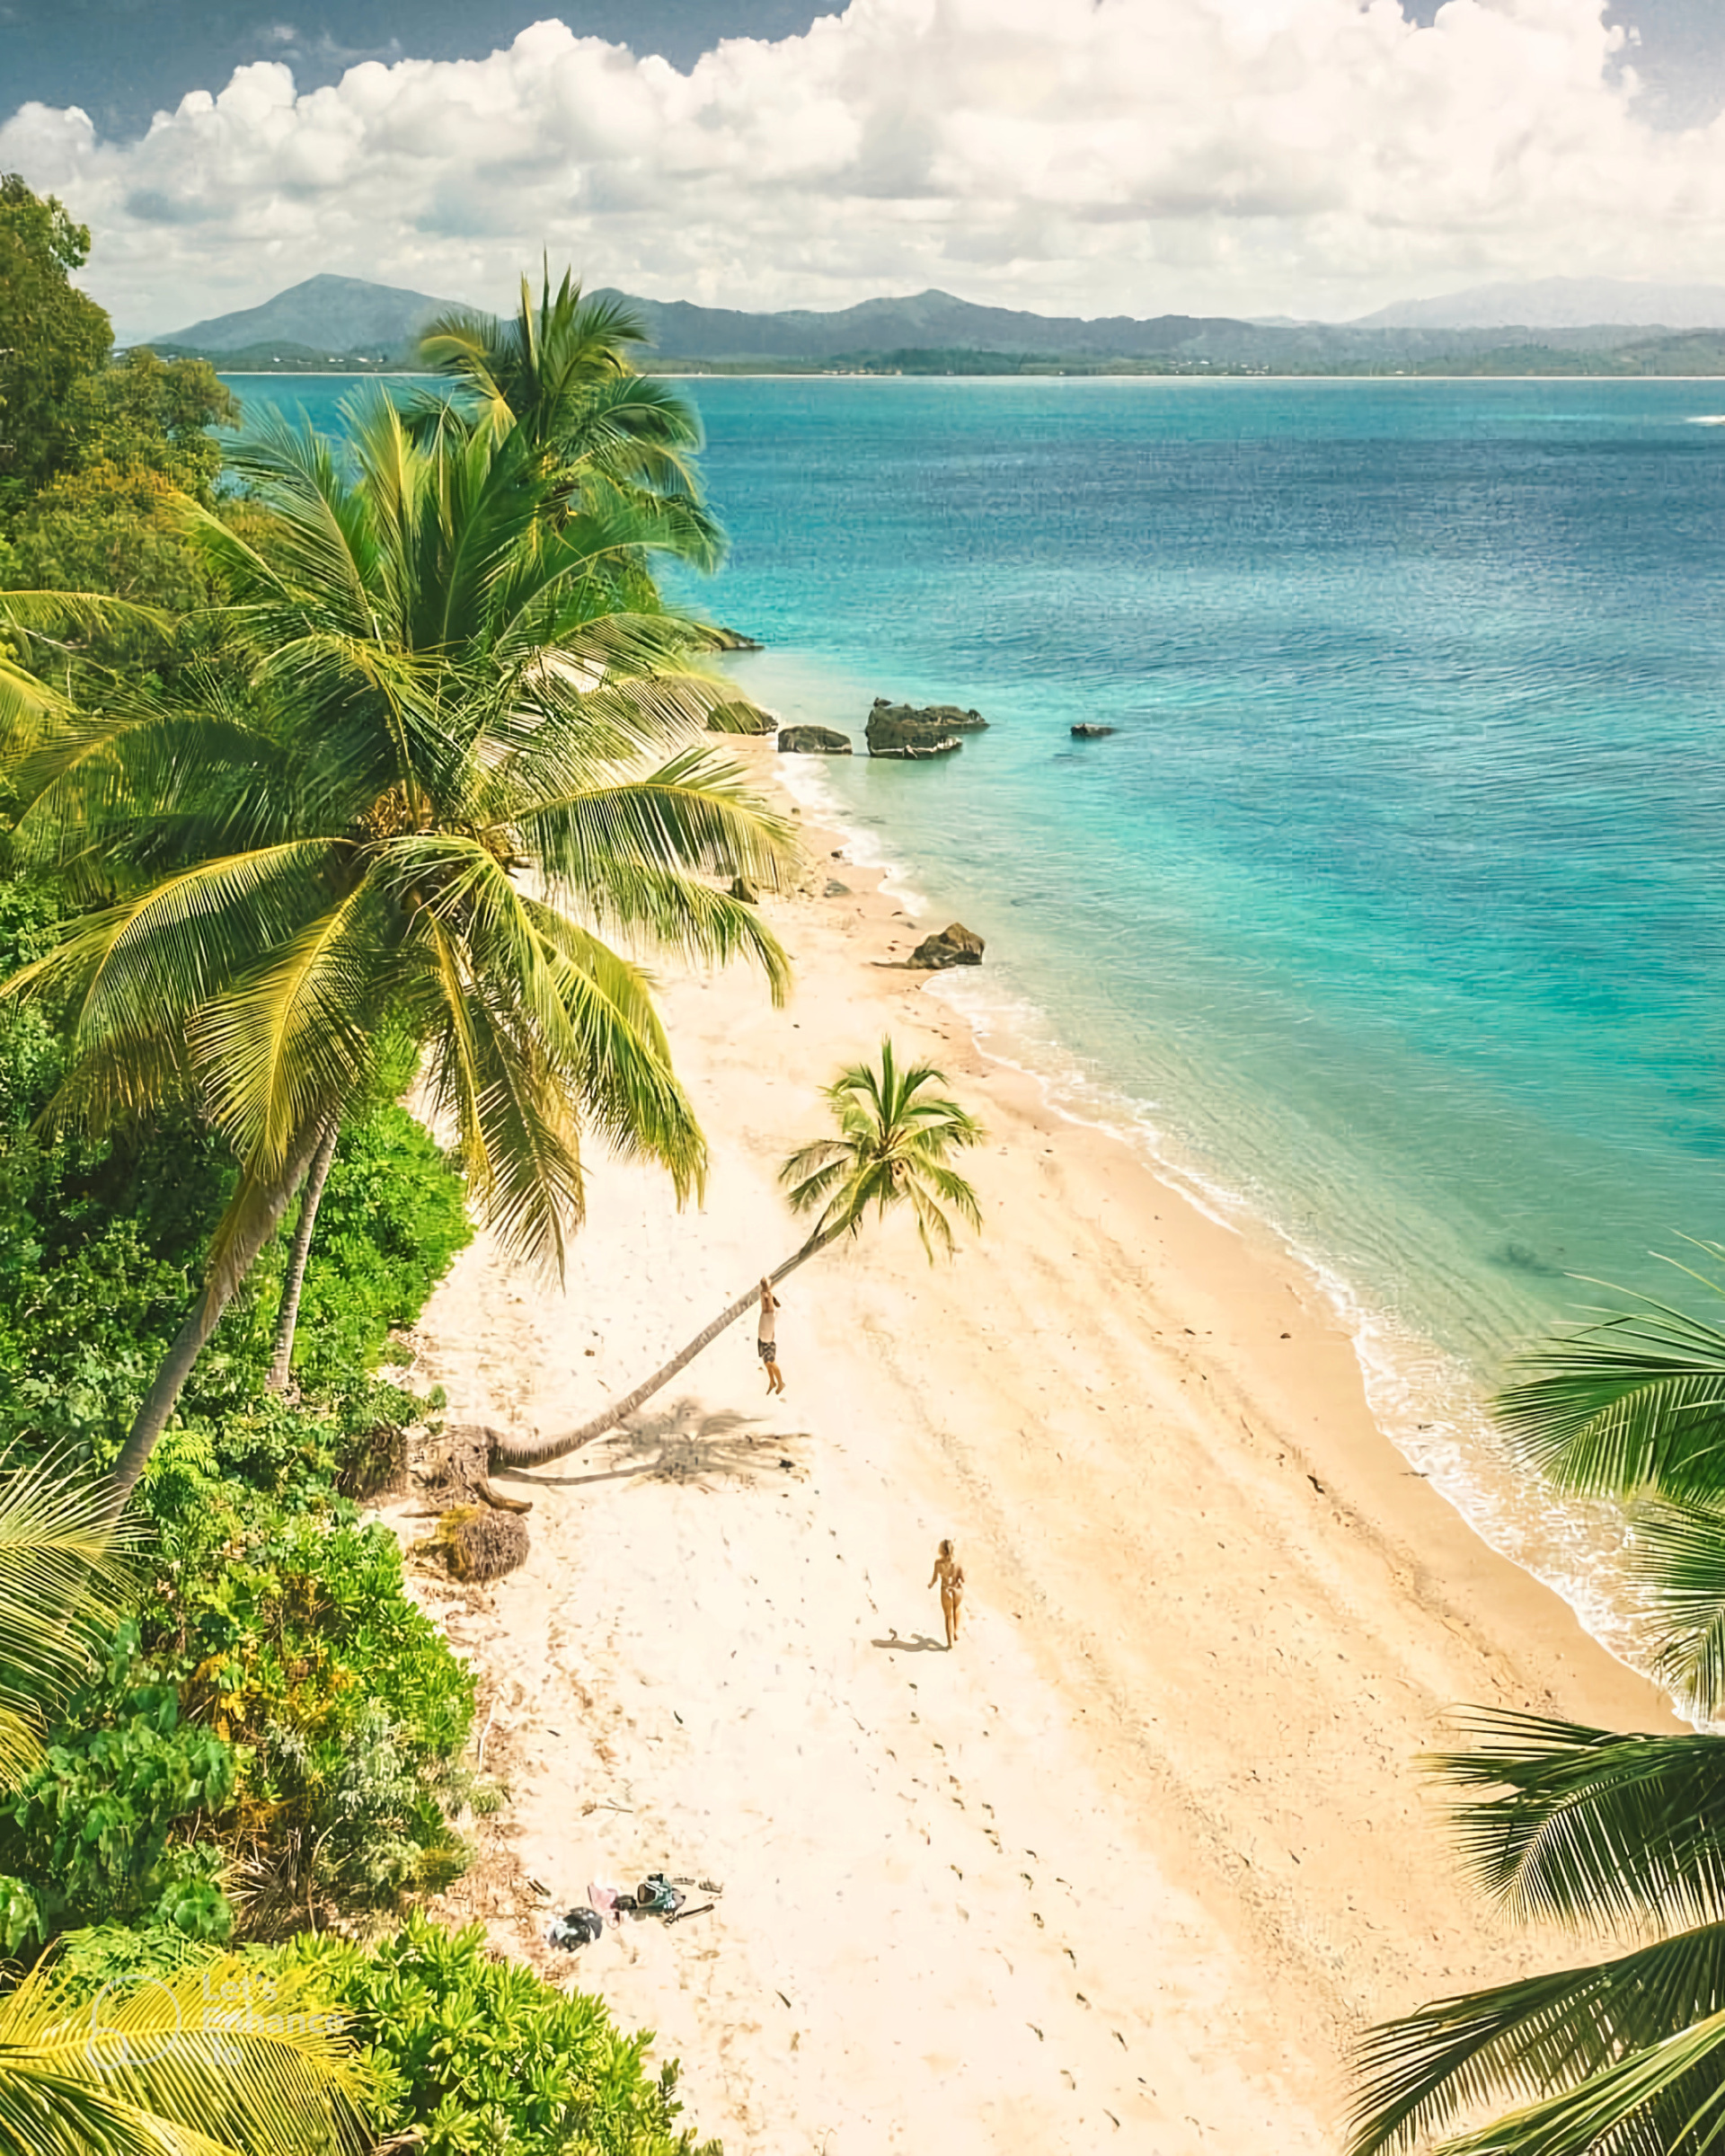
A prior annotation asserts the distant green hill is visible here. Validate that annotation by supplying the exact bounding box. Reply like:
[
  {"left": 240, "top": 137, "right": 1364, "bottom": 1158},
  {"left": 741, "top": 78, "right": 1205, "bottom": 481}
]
[
  {"left": 147, "top": 274, "right": 464, "bottom": 361},
  {"left": 137, "top": 274, "right": 1725, "bottom": 378}
]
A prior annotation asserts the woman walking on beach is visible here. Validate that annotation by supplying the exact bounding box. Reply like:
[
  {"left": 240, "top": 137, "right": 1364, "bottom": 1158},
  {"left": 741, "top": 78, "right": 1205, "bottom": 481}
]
[
  {"left": 930, "top": 1539, "right": 964, "bottom": 1649},
  {"left": 757, "top": 1278, "right": 784, "bottom": 1396}
]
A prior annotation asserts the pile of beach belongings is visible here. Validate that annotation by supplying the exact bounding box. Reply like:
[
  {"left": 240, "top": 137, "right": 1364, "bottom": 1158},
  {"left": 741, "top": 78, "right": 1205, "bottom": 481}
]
[{"left": 546, "top": 1872, "right": 720, "bottom": 1948}]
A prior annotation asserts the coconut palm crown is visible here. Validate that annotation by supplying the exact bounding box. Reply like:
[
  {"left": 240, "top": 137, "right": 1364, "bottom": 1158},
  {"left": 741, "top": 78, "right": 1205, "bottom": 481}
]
[
  {"left": 780, "top": 1037, "right": 986, "bottom": 1258},
  {"left": 3, "top": 391, "right": 798, "bottom": 1496},
  {"left": 416, "top": 266, "right": 723, "bottom": 570}
]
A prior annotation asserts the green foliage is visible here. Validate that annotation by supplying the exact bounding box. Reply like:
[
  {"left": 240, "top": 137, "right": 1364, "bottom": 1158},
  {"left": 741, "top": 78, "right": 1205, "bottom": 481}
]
[
  {"left": 287, "top": 1103, "right": 471, "bottom": 1392},
  {"left": 0, "top": 1626, "right": 238, "bottom": 1950},
  {"left": 279, "top": 1914, "right": 721, "bottom": 2156},
  {"left": 3, "top": 349, "right": 240, "bottom": 613},
  {"left": 0, "top": 868, "right": 470, "bottom": 1459},
  {"left": 0, "top": 174, "right": 112, "bottom": 516}
]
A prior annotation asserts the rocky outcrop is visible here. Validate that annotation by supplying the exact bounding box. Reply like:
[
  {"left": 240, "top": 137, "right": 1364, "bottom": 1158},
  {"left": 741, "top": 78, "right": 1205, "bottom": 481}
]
[
  {"left": 707, "top": 625, "right": 765, "bottom": 650},
  {"left": 707, "top": 699, "right": 777, "bottom": 734},
  {"left": 865, "top": 699, "right": 988, "bottom": 755},
  {"left": 778, "top": 726, "right": 853, "bottom": 755},
  {"left": 871, "top": 737, "right": 962, "bottom": 759},
  {"left": 907, "top": 923, "right": 986, "bottom": 969},
  {"left": 1070, "top": 722, "right": 1117, "bottom": 738}
]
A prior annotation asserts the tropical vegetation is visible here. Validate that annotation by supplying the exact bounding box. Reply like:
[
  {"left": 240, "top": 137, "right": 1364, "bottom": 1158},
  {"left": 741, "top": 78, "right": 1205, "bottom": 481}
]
[
  {"left": 1351, "top": 1248, "right": 1725, "bottom": 2155},
  {"left": 1, "top": 171, "right": 762, "bottom": 2152},
  {"left": 5, "top": 307, "right": 794, "bottom": 1507}
]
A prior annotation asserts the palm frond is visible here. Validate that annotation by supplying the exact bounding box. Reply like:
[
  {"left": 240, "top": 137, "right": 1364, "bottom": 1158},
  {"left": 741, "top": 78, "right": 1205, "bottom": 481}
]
[
  {"left": 1627, "top": 1498, "right": 1725, "bottom": 1717},
  {"left": 0, "top": 1456, "right": 138, "bottom": 1792},
  {"left": 1497, "top": 1256, "right": 1725, "bottom": 1505},
  {"left": 0, "top": 1947, "right": 371, "bottom": 2156},
  {"left": 1429, "top": 1710, "right": 1725, "bottom": 1934},
  {"left": 1350, "top": 1932, "right": 1725, "bottom": 2155}
]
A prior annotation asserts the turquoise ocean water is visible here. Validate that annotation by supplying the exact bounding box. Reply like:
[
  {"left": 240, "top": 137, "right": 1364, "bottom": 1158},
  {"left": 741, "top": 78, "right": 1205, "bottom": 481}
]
[{"left": 226, "top": 374, "right": 1725, "bottom": 1648}]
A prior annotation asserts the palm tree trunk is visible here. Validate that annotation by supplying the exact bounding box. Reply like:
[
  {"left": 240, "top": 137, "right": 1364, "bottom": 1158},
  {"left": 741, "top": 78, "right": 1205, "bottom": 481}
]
[
  {"left": 109, "top": 1121, "right": 332, "bottom": 1507},
  {"left": 492, "top": 1224, "right": 845, "bottom": 1471},
  {"left": 267, "top": 1118, "right": 340, "bottom": 1395}
]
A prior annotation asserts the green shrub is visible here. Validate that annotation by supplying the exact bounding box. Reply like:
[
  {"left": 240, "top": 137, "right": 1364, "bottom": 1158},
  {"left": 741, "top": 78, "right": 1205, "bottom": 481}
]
[
  {"left": 0, "top": 1625, "right": 240, "bottom": 1949},
  {"left": 279, "top": 1915, "right": 722, "bottom": 2156}
]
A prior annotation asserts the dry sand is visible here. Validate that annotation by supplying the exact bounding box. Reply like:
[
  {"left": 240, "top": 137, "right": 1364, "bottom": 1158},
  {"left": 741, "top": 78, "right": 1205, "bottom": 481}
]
[{"left": 402, "top": 754, "right": 1672, "bottom": 2153}]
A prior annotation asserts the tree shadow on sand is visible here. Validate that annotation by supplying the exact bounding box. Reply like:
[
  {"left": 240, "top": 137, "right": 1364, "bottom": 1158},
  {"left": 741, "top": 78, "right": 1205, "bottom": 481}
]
[{"left": 497, "top": 1397, "right": 811, "bottom": 1493}]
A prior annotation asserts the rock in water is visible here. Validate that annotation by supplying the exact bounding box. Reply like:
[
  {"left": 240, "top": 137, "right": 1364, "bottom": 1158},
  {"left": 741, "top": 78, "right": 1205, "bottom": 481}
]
[
  {"left": 1070, "top": 722, "right": 1117, "bottom": 738},
  {"left": 907, "top": 923, "right": 986, "bottom": 968},
  {"left": 866, "top": 699, "right": 989, "bottom": 755},
  {"left": 778, "top": 726, "right": 853, "bottom": 755},
  {"left": 707, "top": 699, "right": 777, "bottom": 734}
]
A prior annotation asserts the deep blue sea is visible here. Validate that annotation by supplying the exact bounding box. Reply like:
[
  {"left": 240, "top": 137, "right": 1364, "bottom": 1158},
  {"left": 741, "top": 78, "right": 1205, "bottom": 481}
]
[{"left": 226, "top": 373, "right": 1725, "bottom": 1639}]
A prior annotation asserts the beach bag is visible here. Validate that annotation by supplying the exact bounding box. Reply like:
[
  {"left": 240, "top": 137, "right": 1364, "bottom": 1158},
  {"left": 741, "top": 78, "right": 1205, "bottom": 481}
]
[
  {"left": 634, "top": 1873, "right": 686, "bottom": 1918},
  {"left": 547, "top": 1906, "right": 604, "bottom": 1949}
]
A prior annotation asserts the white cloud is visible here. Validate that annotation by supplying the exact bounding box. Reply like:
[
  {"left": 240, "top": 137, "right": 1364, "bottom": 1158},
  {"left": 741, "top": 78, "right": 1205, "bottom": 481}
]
[{"left": 2, "top": 0, "right": 1721, "bottom": 335}]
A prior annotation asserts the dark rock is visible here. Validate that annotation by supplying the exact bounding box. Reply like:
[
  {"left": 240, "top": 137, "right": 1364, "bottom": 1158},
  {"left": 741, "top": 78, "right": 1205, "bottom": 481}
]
[
  {"left": 708, "top": 624, "right": 765, "bottom": 650},
  {"left": 779, "top": 726, "right": 853, "bottom": 755},
  {"left": 866, "top": 699, "right": 989, "bottom": 755},
  {"left": 907, "top": 922, "right": 986, "bottom": 969},
  {"left": 707, "top": 698, "right": 777, "bottom": 734},
  {"left": 1070, "top": 723, "right": 1117, "bottom": 738},
  {"left": 824, "top": 879, "right": 852, "bottom": 897},
  {"left": 730, "top": 874, "right": 760, "bottom": 903},
  {"left": 871, "top": 737, "right": 962, "bottom": 759}
]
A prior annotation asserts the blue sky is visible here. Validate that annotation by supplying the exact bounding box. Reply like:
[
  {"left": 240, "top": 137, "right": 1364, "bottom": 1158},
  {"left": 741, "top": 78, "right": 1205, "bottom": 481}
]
[{"left": 5, "top": 2, "right": 1725, "bottom": 334}]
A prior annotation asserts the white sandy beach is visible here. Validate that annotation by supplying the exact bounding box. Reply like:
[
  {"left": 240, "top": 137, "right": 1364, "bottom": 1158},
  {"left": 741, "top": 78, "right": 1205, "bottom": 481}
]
[{"left": 400, "top": 753, "right": 1673, "bottom": 2153}]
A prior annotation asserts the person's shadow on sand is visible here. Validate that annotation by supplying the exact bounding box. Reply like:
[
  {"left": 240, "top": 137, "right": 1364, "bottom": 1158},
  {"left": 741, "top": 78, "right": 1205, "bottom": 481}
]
[{"left": 871, "top": 1630, "right": 949, "bottom": 1653}]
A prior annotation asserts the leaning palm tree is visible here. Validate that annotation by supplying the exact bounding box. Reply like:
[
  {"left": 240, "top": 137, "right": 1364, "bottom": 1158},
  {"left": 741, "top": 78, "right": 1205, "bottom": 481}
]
[
  {"left": 4, "top": 393, "right": 797, "bottom": 1501},
  {"left": 1349, "top": 1245, "right": 1725, "bottom": 2154},
  {"left": 495, "top": 1039, "right": 984, "bottom": 1471},
  {"left": 0, "top": 1456, "right": 372, "bottom": 2154},
  {"left": 417, "top": 265, "right": 723, "bottom": 570}
]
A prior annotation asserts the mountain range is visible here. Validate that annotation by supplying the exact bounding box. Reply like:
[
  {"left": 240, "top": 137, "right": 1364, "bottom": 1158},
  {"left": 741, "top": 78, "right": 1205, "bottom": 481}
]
[{"left": 143, "top": 272, "right": 1725, "bottom": 376}]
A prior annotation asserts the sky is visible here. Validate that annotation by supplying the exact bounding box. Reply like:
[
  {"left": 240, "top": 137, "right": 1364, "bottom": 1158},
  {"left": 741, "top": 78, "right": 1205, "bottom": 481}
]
[{"left": 5, "top": 0, "right": 1725, "bottom": 337}]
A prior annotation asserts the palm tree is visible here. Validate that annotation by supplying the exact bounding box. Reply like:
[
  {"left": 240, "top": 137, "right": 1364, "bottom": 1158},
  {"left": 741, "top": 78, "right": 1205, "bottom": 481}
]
[
  {"left": 4, "top": 393, "right": 797, "bottom": 1501},
  {"left": 1349, "top": 1247, "right": 1725, "bottom": 2154},
  {"left": 0, "top": 1456, "right": 372, "bottom": 2154},
  {"left": 416, "top": 265, "right": 724, "bottom": 571},
  {"left": 495, "top": 1039, "right": 984, "bottom": 1471}
]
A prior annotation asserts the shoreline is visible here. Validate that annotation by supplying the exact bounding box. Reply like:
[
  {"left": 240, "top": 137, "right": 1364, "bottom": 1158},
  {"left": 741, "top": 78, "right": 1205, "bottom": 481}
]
[
  {"left": 766, "top": 734, "right": 1661, "bottom": 1693},
  {"left": 400, "top": 753, "right": 1675, "bottom": 2152}
]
